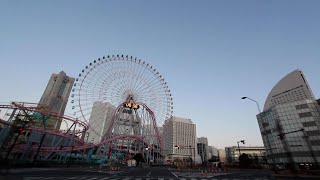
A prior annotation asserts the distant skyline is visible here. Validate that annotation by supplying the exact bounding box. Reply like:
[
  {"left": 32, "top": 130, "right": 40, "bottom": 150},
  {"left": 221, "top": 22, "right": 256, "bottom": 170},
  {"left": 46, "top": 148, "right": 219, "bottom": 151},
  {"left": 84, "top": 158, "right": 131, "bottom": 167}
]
[{"left": 1, "top": 0, "right": 320, "bottom": 148}]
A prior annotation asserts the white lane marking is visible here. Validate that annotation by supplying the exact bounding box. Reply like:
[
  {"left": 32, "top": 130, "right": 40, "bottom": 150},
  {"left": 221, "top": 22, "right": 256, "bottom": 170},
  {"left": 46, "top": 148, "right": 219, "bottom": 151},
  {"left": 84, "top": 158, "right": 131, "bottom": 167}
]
[
  {"left": 146, "top": 171, "right": 151, "bottom": 176},
  {"left": 99, "top": 177, "right": 110, "bottom": 180},
  {"left": 86, "top": 177, "right": 98, "bottom": 180},
  {"left": 171, "top": 172, "right": 178, "bottom": 178}
]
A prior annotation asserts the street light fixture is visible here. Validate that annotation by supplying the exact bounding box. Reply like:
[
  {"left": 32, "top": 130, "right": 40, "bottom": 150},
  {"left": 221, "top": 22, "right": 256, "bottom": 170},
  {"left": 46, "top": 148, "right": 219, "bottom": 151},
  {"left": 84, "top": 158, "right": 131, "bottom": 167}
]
[
  {"left": 237, "top": 140, "right": 245, "bottom": 158},
  {"left": 241, "top": 97, "right": 261, "bottom": 113}
]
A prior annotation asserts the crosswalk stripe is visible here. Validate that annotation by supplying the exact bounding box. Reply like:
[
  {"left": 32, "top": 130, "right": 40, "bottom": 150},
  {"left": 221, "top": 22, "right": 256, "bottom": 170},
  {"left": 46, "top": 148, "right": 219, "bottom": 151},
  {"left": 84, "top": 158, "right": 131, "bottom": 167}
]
[
  {"left": 85, "top": 178, "right": 98, "bottom": 180},
  {"left": 67, "top": 177, "right": 79, "bottom": 180},
  {"left": 99, "top": 177, "right": 110, "bottom": 180}
]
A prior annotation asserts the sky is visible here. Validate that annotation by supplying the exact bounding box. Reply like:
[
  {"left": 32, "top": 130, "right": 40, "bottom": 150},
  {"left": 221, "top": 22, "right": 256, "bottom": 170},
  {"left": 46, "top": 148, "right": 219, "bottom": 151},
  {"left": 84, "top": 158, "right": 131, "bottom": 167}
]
[{"left": 0, "top": 0, "right": 320, "bottom": 149}]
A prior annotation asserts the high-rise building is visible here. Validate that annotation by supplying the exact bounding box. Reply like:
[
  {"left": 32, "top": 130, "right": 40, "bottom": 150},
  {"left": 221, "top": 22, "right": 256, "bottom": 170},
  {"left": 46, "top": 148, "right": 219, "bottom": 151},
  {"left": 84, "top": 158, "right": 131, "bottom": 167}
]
[
  {"left": 163, "top": 116, "right": 197, "bottom": 162},
  {"left": 38, "top": 71, "right": 74, "bottom": 130},
  {"left": 208, "top": 146, "right": 218, "bottom": 159},
  {"left": 218, "top": 149, "right": 226, "bottom": 163},
  {"left": 197, "top": 137, "right": 209, "bottom": 162},
  {"left": 257, "top": 69, "right": 320, "bottom": 168},
  {"left": 225, "top": 146, "right": 266, "bottom": 163},
  {"left": 87, "top": 101, "right": 116, "bottom": 143}
]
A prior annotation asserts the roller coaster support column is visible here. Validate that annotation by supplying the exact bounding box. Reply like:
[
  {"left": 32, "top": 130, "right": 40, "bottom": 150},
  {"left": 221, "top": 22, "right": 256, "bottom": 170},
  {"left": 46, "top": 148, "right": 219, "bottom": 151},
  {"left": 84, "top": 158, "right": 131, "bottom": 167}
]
[
  {"left": 32, "top": 132, "right": 46, "bottom": 165},
  {"left": 32, "top": 118, "right": 47, "bottom": 165},
  {"left": 67, "top": 146, "right": 75, "bottom": 168}
]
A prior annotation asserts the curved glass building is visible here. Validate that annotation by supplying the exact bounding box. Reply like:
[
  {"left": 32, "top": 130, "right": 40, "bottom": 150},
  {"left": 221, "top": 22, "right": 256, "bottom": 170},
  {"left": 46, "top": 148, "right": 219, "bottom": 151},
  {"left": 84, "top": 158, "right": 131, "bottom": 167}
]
[{"left": 257, "top": 69, "right": 320, "bottom": 170}]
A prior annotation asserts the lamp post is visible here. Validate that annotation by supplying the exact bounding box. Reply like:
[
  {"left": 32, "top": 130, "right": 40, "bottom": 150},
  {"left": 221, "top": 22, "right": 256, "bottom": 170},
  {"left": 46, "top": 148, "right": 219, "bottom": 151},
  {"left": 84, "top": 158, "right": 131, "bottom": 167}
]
[
  {"left": 237, "top": 140, "right": 245, "bottom": 159},
  {"left": 241, "top": 97, "right": 261, "bottom": 113},
  {"left": 242, "top": 96, "right": 276, "bottom": 171}
]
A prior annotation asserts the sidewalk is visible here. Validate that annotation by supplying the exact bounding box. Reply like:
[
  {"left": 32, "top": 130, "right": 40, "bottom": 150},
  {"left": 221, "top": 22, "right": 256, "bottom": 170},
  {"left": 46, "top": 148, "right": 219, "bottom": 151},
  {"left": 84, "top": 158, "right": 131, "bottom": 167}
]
[
  {"left": 0, "top": 168, "right": 59, "bottom": 173},
  {"left": 272, "top": 170, "right": 320, "bottom": 179}
]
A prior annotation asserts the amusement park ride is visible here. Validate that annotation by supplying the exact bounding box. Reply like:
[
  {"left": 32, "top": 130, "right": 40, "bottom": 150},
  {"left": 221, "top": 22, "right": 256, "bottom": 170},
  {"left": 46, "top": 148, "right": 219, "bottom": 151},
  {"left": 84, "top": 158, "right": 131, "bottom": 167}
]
[{"left": 0, "top": 54, "right": 173, "bottom": 166}]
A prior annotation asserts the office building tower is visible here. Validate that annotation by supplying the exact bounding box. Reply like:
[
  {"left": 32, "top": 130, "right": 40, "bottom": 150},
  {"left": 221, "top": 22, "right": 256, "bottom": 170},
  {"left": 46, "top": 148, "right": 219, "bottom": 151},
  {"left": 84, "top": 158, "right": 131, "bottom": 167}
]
[
  {"left": 208, "top": 146, "right": 218, "bottom": 159},
  {"left": 38, "top": 71, "right": 74, "bottom": 130},
  {"left": 218, "top": 149, "right": 226, "bottom": 163},
  {"left": 257, "top": 69, "right": 320, "bottom": 168},
  {"left": 87, "top": 101, "right": 116, "bottom": 143},
  {"left": 163, "top": 116, "right": 197, "bottom": 161},
  {"left": 197, "top": 137, "right": 209, "bottom": 162}
]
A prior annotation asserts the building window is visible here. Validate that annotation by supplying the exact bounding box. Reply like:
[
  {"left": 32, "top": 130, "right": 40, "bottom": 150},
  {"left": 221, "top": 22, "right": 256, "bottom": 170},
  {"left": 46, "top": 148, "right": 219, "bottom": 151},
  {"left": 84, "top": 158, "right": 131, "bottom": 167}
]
[
  {"left": 295, "top": 104, "right": 309, "bottom": 110},
  {"left": 298, "top": 112, "right": 313, "bottom": 118},
  {"left": 310, "top": 140, "right": 320, "bottom": 146},
  {"left": 58, "top": 81, "right": 67, "bottom": 97},
  {"left": 302, "top": 121, "right": 317, "bottom": 127},
  {"left": 305, "top": 130, "right": 320, "bottom": 136},
  {"left": 262, "top": 122, "right": 269, "bottom": 128}
]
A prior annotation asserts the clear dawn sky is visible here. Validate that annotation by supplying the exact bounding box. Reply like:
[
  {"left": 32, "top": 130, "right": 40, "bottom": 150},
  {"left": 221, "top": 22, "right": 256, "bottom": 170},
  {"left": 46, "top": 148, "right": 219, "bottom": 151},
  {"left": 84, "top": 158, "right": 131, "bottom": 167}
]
[{"left": 1, "top": 0, "right": 320, "bottom": 148}]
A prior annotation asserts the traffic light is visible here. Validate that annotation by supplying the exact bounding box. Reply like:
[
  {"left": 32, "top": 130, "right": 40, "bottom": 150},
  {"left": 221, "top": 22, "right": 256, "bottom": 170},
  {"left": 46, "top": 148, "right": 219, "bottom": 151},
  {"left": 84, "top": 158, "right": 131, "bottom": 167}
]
[
  {"left": 12, "top": 126, "right": 24, "bottom": 133},
  {"left": 145, "top": 146, "right": 151, "bottom": 150},
  {"left": 174, "top": 145, "right": 180, "bottom": 149}
]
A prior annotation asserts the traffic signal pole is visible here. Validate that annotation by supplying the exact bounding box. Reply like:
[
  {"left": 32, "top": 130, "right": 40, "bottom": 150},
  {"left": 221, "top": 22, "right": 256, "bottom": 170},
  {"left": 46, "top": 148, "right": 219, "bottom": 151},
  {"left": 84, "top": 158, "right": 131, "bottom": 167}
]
[{"left": 174, "top": 145, "right": 195, "bottom": 168}]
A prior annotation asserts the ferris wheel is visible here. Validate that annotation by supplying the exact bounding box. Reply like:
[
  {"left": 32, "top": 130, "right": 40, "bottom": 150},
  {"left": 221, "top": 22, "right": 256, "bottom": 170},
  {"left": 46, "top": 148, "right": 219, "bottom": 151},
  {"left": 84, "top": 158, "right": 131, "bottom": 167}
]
[{"left": 70, "top": 55, "right": 173, "bottom": 136}]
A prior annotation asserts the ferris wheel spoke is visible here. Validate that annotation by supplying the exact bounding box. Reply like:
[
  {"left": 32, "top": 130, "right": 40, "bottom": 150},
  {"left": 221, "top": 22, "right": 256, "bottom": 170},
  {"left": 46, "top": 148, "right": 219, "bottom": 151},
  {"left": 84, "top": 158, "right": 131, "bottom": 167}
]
[
  {"left": 134, "top": 72, "right": 163, "bottom": 96},
  {"left": 130, "top": 61, "right": 147, "bottom": 93},
  {"left": 131, "top": 64, "right": 150, "bottom": 94}
]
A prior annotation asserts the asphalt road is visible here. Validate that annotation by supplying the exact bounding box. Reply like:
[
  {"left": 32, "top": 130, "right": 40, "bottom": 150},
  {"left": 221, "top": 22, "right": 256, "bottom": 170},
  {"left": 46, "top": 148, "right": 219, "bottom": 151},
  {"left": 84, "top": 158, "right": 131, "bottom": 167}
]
[
  {"left": 121, "top": 167, "right": 176, "bottom": 178},
  {"left": 1, "top": 166, "right": 320, "bottom": 180}
]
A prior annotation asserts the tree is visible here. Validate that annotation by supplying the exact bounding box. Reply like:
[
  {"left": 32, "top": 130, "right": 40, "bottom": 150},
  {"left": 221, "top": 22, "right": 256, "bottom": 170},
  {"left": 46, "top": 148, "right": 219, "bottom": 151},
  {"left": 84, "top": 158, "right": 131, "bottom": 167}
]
[
  {"left": 132, "top": 153, "right": 145, "bottom": 166},
  {"left": 208, "top": 156, "right": 219, "bottom": 162},
  {"left": 239, "top": 153, "right": 252, "bottom": 168}
]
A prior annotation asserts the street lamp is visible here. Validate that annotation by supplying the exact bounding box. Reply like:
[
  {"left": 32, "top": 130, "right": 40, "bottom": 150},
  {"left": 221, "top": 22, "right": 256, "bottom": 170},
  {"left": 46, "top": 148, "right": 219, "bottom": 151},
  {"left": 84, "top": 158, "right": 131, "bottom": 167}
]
[
  {"left": 241, "top": 97, "right": 261, "bottom": 113},
  {"left": 237, "top": 140, "right": 245, "bottom": 158}
]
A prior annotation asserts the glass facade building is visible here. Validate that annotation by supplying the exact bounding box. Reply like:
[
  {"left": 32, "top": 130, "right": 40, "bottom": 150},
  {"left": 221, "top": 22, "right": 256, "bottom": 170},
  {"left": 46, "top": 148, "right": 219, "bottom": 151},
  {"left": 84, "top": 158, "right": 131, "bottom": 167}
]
[
  {"left": 257, "top": 69, "right": 320, "bottom": 168},
  {"left": 257, "top": 99, "right": 320, "bottom": 165}
]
